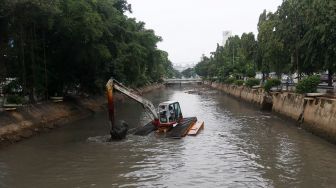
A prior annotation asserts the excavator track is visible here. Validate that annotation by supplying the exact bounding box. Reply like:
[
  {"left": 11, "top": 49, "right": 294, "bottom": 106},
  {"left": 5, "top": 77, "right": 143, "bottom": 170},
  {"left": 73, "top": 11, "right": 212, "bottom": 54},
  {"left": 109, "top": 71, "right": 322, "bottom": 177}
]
[
  {"left": 166, "top": 117, "right": 197, "bottom": 139},
  {"left": 134, "top": 122, "right": 157, "bottom": 136},
  {"left": 134, "top": 117, "right": 200, "bottom": 138}
]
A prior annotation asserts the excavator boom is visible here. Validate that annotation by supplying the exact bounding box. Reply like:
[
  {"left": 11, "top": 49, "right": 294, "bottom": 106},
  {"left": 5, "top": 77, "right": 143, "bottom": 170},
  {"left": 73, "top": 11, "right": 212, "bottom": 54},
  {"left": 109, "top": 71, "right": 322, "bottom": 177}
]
[{"left": 106, "top": 78, "right": 158, "bottom": 121}]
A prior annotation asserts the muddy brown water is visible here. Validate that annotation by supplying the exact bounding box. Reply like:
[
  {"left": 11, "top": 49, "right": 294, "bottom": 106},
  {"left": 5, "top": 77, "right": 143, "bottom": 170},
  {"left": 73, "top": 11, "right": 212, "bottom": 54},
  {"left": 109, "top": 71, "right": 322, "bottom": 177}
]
[{"left": 0, "top": 85, "right": 336, "bottom": 188}]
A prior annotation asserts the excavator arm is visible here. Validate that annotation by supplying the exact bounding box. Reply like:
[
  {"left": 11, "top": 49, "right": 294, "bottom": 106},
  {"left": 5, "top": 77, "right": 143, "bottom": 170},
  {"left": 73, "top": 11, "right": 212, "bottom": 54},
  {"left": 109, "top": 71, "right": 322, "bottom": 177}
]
[{"left": 106, "top": 78, "right": 159, "bottom": 123}]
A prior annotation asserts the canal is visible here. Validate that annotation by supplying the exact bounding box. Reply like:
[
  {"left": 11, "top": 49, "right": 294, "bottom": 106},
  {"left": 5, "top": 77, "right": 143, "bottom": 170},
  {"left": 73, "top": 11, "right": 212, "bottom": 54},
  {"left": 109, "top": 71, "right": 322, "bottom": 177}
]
[{"left": 0, "top": 85, "right": 336, "bottom": 187}]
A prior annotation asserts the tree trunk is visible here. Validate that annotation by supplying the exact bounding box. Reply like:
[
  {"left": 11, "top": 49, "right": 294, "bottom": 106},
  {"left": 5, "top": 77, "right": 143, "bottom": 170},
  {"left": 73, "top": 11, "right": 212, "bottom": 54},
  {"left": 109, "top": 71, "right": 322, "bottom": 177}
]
[
  {"left": 295, "top": 47, "right": 300, "bottom": 81},
  {"left": 262, "top": 72, "right": 266, "bottom": 84},
  {"left": 328, "top": 70, "right": 333, "bottom": 87},
  {"left": 29, "top": 26, "right": 36, "bottom": 103},
  {"left": 0, "top": 45, "right": 6, "bottom": 81},
  {"left": 43, "top": 30, "right": 48, "bottom": 100},
  {"left": 20, "top": 26, "right": 27, "bottom": 95}
]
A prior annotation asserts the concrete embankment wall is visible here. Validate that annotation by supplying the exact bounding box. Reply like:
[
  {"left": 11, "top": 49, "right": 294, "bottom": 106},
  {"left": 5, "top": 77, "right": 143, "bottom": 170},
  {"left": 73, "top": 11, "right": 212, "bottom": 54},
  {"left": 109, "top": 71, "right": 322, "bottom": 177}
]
[
  {"left": 0, "top": 84, "right": 164, "bottom": 147},
  {"left": 0, "top": 97, "right": 105, "bottom": 146},
  {"left": 214, "top": 82, "right": 264, "bottom": 104},
  {"left": 302, "top": 97, "right": 336, "bottom": 141},
  {"left": 272, "top": 92, "right": 305, "bottom": 121},
  {"left": 208, "top": 82, "right": 336, "bottom": 143}
]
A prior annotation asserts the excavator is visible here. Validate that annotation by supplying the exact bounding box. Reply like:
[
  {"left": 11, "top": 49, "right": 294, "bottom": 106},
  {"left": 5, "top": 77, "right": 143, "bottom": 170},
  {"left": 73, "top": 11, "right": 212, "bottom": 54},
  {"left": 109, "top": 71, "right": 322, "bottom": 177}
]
[{"left": 106, "top": 78, "right": 204, "bottom": 140}]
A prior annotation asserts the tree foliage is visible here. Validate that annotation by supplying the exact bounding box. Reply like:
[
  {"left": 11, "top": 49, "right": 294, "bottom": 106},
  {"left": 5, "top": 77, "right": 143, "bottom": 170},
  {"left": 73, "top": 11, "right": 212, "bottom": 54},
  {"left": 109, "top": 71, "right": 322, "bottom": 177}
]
[
  {"left": 181, "top": 68, "right": 195, "bottom": 78},
  {"left": 195, "top": 0, "right": 335, "bottom": 86},
  {"left": 0, "top": 0, "right": 177, "bottom": 101},
  {"left": 195, "top": 33, "right": 257, "bottom": 82}
]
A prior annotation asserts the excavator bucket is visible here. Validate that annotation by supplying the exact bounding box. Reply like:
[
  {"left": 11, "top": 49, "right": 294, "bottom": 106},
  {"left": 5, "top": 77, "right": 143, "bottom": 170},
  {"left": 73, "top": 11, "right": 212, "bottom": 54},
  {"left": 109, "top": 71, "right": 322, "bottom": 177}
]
[{"left": 110, "top": 121, "right": 129, "bottom": 141}]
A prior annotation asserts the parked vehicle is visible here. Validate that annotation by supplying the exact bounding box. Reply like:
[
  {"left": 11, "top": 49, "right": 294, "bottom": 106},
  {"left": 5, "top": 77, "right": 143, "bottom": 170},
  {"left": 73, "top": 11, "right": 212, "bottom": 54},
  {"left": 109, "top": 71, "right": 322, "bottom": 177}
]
[{"left": 320, "top": 74, "right": 329, "bottom": 83}]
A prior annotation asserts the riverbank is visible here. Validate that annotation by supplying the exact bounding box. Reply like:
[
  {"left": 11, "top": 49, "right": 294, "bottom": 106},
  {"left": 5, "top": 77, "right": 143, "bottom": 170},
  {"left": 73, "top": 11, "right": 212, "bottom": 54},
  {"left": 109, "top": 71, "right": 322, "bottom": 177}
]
[
  {"left": 0, "top": 83, "right": 164, "bottom": 147},
  {"left": 207, "top": 82, "right": 336, "bottom": 144}
]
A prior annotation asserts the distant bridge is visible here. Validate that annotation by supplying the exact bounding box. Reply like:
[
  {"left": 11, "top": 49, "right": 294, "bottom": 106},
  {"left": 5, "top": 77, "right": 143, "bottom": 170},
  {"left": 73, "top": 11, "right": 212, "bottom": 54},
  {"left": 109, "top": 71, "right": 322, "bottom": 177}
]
[{"left": 164, "top": 78, "right": 203, "bottom": 85}]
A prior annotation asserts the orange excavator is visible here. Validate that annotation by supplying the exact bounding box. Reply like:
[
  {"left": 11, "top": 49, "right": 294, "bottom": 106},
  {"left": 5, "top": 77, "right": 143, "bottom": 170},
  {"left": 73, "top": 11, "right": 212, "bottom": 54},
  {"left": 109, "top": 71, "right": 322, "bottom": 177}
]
[{"left": 106, "top": 78, "right": 204, "bottom": 140}]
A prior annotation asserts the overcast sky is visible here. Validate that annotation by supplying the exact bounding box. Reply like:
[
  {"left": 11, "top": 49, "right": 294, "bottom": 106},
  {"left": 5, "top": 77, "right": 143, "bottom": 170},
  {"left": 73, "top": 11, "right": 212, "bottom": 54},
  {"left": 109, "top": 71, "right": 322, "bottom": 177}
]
[{"left": 127, "top": 0, "right": 283, "bottom": 65}]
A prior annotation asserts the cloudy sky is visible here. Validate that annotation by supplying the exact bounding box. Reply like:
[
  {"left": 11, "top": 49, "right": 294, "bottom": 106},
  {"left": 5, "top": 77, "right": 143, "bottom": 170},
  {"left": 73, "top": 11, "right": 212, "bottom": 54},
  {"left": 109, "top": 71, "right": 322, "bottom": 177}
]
[{"left": 127, "top": 0, "right": 283, "bottom": 65}]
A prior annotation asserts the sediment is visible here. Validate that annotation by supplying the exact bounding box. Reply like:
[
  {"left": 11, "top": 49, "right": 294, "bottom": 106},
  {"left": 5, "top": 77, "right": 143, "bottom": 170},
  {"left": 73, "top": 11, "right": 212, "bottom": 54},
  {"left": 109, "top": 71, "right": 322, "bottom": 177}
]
[
  {"left": 207, "top": 82, "right": 336, "bottom": 144},
  {"left": 0, "top": 83, "right": 164, "bottom": 147}
]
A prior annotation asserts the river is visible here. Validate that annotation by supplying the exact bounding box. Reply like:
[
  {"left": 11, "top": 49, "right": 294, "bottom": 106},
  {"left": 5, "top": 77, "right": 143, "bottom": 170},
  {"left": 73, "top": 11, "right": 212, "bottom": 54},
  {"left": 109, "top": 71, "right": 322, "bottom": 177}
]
[{"left": 0, "top": 85, "right": 336, "bottom": 188}]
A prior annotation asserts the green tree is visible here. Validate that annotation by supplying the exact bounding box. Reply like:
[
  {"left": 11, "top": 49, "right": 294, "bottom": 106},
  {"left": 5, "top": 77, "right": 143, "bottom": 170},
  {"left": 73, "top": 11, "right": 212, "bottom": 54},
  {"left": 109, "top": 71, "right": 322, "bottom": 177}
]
[
  {"left": 277, "top": 0, "right": 308, "bottom": 80},
  {"left": 181, "top": 68, "right": 196, "bottom": 78},
  {"left": 240, "top": 33, "right": 257, "bottom": 77},
  {"left": 257, "top": 10, "right": 290, "bottom": 79},
  {"left": 0, "top": 0, "right": 178, "bottom": 101}
]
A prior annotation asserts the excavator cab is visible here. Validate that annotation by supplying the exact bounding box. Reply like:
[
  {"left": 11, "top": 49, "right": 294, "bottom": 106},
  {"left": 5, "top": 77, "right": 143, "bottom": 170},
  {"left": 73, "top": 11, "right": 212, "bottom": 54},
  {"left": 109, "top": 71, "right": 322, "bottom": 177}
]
[{"left": 158, "top": 101, "right": 183, "bottom": 127}]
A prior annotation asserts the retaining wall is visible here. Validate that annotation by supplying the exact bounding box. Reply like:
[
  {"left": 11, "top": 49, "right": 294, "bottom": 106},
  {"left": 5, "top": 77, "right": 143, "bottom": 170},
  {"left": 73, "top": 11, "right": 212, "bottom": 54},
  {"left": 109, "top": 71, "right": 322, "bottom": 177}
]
[
  {"left": 0, "top": 97, "right": 104, "bottom": 146},
  {"left": 212, "top": 83, "right": 259, "bottom": 103},
  {"left": 272, "top": 92, "right": 305, "bottom": 121},
  {"left": 302, "top": 97, "right": 336, "bottom": 141},
  {"left": 208, "top": 82, "right": 336, "bottom": 143}
]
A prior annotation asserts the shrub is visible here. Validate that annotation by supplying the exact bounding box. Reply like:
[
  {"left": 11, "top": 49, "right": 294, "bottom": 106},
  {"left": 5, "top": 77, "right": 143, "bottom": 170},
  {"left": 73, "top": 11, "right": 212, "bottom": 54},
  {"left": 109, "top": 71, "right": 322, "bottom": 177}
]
[
  {"left": 4, "top": 80, "right": 22, "bottom": 94},
  {"left": 234, "top": 80, "right": 244, "bottom": 86},
  {"left": 245, "top": 78, "right": 260, "bottom": 88},
  {"left": 296, "top": 75, "right": 320, "bottom": 94},
  {"left": 224, "top": 77, "right": 236, "bottom": 84},
  {"left": 209, "top": 77, "right": 217, "bottom": 82},
  {"left": 264, "top": 78, "right": 281, "bottom": 92},
  {"left": 6, "top": 95, "right": 23, "bottom": 104}
]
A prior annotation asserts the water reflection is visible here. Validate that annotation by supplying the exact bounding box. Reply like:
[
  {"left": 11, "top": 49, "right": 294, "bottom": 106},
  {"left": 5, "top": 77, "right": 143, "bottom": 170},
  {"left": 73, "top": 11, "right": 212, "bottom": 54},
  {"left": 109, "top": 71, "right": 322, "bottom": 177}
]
[{"left": 0, "top": 85, "right": 335, "bottom": 187}]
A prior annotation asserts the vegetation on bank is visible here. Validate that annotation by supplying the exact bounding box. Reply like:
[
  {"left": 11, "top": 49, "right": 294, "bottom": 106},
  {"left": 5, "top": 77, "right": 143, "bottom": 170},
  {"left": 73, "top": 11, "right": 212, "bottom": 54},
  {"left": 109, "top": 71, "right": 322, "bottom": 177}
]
[
  {"left": 234, "top": 80, "right": 244, "bottom": 86},
  {"left": 0, "top": 0, "right": 178, "bottom": 103},
  {"left": 210, "top": 76, "right": 320, "bottom": 94},
  {"left": 245, "top": 78, "right": 261, "bottom": 88},
  {"left": 181, "top": 68, "right": 196, "bottom": 78},
  {"left": 195, "top": 0, "right": 336, "bottom": 87},
  {"left": 296, "top": 75, "right": 321, "bottom": 94},
  {"left": 264, "top": 79, "right": 281, "bottom": 92}
]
